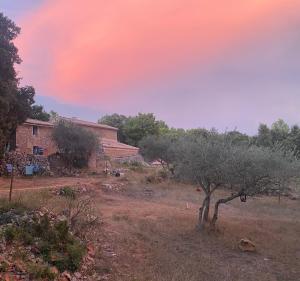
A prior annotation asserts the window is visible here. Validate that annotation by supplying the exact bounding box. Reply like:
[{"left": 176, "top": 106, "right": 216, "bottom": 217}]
[
  {"left": 33, "top": 146, "right": 44, "bottom": 155},
  {"left": 33, "top": 126, "right": 38, "bottom": 136}
]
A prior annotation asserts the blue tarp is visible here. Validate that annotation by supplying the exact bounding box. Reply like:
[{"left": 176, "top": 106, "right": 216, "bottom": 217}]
[
  {"left": 25, "top": 165, "right": 34, "bottom": 176},
  {"left": 6, "top": 164, "right": 13, "bottom": 173}
]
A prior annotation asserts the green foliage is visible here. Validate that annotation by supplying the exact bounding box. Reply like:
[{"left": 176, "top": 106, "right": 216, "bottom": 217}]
[
  {"left": 30, "top": 105, "right": 51, "bottom": 121},
  {"left": 99, "top": 113, "right": 168, "bottom": 146},
  {"left": 0, "top": 13, "right": 35, "bottom": 155},
  {"left": 52, "top": 120, "right": 99, "bottom": 168},
  {"left": 2, "top": 215, "right": 85, "bottom": 272},
  {"left": 124, "top": 113, "right": 163, "bottom": 146},
  {"left": 27, "top": 264, "right": 57, "bottom": 280},
  {"left": 0, "top": 260, "right": 9, "bottom": 272},
  {"left": 3, "top": 225, "right": 19, "bottom": 243},
  {"left": 59, "top": 186, "right": 77, "bottom": 199},
  {"left": 271, "top": 119, "right": 290, "bottom": 143},
  {"left": 256, "top": 123, "right": 272, "bottom": 147},
  {"left": 139, "top": 135, "right": 176, "bottom": 173}
]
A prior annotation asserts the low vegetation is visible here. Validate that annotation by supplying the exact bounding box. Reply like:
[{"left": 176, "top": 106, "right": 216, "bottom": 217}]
[{"left": 52, "top": 120, "right": 99, "bottom": 168}]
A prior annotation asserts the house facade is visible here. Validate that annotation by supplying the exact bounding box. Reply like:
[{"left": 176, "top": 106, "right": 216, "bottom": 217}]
[{"left": 14, "top": 118, "right": 139, "bottom": 168}]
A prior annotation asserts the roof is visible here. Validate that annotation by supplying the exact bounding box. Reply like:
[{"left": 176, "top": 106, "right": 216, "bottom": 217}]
[
  {"left": 24, "top": 117, "right": 118, "bottom": 131},
  {"left": 101, "top": 138, "right": 139, "bottom": 151},
  {"left": 24, "top": 118, "right": 54, "bottom": 127},
  {"left": 62, "top": 117, "right": 118, "bottom": 131}
]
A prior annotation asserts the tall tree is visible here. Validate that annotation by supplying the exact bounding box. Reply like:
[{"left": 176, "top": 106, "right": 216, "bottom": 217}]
[
  {"left": 271, "top": 119, "right": 290, "bottom": 144},
  {"left": 256, "top": 124, "right": 272, "bottom": 147},
  {"left": 30, "top": 105, "right": 51, "bottom": 121},
  {"left": 124, "top": 113, "right": 161, "bottom": 146},
  {"left": 0, "top": 13, "right": 34, "bottom": 155}
]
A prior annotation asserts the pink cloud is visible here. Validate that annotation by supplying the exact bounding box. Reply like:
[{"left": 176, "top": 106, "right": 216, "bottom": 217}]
[{"left": 16, "top": 0, "right": 299, "bottom": 108}]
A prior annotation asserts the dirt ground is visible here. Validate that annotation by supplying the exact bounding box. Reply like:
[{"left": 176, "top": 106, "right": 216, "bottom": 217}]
[{"left": 0, "top": 171, "right": 299, "bottom": 281}]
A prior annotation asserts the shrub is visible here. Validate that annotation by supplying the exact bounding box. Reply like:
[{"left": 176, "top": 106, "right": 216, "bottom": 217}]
[
  {"left": 3, "top": 225, "right": 19, "bottom": 243},
  {"left": 28, "top": 264, "right": 57, "bottom": 280},
  {"left": 53, "top": 120, "right": 99, "bottom": 168},
  {"left": 59, "top": 186, "right": 76, "bottom": 199},
  {"left": 2, "top": 215, "right": 85, "bottom": 272}
]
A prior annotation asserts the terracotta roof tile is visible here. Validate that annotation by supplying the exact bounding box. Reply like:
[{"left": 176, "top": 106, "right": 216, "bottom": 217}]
[
  {"left": 62, "top": 117, "right": 118, "bottom": 131},
  {"left": 24, "top": 118, "right": 54, "bottom": 127},
  {"left": 101, "top": 138, "right": 139, "bottom": 150}
]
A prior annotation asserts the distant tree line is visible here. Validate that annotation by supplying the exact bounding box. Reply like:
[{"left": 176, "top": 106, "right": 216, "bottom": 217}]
[{"left": 99, "top": 113, "right": 168, "bottom": 146}]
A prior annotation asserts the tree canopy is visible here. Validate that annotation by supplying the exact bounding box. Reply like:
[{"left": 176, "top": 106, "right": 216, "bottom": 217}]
[
  {"left": 30, "top": 105, "right": 51, "bottom": 121},
  {"left": 0, "top": 13, "right": 35, "bottom": 155},
  {"left": 52, "top": 120, "right": 99, "bottom": 168},
  {"left": 99, "top": 113, "right": 168, "bottom": 146}
]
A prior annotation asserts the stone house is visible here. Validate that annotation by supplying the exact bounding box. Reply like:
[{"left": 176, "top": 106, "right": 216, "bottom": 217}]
[{"left": 13, "top": 117, "right": 139, "bottom": 168}]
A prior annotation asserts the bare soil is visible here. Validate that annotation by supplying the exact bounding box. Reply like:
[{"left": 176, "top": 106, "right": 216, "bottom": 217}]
[{"left": 0, "top": 171, "right": 299, "bottom": 281}]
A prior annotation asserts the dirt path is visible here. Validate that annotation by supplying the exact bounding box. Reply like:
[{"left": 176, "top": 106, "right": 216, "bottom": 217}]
[{"left": 0, "top": 176, "right": 101, "bottom": 193}]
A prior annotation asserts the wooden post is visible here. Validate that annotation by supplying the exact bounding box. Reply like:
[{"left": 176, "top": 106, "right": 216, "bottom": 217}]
[{"left": 9, "top": 165, "right": 14, "bottom": 202}]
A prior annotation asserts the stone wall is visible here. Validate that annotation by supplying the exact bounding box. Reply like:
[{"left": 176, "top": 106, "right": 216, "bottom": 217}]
[
  {"left": 86, "top": 126, "right": 118, "bottom": 141},
  {"left": 16, "top": 124, "right": 57, "bottom": 156},
  {"left": 0, "top": 152, "right": 51, "bottom": 176}
]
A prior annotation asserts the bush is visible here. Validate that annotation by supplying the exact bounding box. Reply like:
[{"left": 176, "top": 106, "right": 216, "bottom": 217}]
[
  {"left": 59, "top": 186, "right": 76, "bottom": 199},
  {"left": 28, "top": 264, "right": 57, "bottom": 280},
  {"left": 2, "top": 215, "right": 85, "bottom": 272},
  {"left": 53, "top": 120, "right": 99, "bottom": 168},
  {"left": 3, "top": 225, "right": 19, "bottom": 243}
]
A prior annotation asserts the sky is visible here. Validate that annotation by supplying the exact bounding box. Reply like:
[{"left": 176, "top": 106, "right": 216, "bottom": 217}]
[{"left": 1, "top": 0, "right": 300, "bottom": 134}]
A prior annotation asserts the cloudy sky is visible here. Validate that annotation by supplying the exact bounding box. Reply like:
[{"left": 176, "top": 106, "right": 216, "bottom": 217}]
[{"left": 1, "top": 0, "right": 300, "bottom": 133}]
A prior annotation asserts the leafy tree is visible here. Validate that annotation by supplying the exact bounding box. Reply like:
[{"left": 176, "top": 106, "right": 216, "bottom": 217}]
[
  {"left": 174, "top": 133, "right": 299, "bottom": 229},
  {"left": 0, "top": 13, "right": 35, "bottom": 155},
  {"left": 226, "top": 130, "right": 251, "bottom": 145},
  {"left": 52, "top": 120, "right": 98, "bottom": 168},
  {"left": 271, "top": 119, "right": 290, "bottom": 143},
  {"left": 210, "top": 145, "right": 299, "bottom": 226},
  {"left": 139, "top": 135, "right": 176, "bottom": 173},
  {"left": 49, "top": 110, "right": 59, "bottom": 122},
  {"left": 99, "top": 113, "right": 128, "bottom": 143},
  {"left": 123, "top": 113, "right": 162, "bottom": 146},
  {"left": 285, "top": 125, "right": 300, "bottom": 157},
  {"left": 256, "top": 124, "right": 273, "bottom": 147},
  {"left": 157, "top": 120, "right": 169, "bottom": 135},
  {"left": 30, "top": 105, "right": 51, "bottom": 121}
]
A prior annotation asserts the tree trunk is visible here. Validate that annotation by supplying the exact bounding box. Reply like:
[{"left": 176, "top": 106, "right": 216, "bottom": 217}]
[
  {"left": 198, "top": 194, "right": 210, "bottom": 229},
  {"left": 211, "top": 192, "right": 242, "bottom": 227},
  {"left": 9, "top": 166, "right": 14, "bottom": 202}
]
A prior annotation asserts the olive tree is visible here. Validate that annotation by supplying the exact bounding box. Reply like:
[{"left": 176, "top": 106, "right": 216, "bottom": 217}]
[
  {"left": 210, "top": 145, "right": 299, "bottom": 226},
  {"left": 174, "top": 134, "right": 300, "bottom": 229},
  {"left": 139, "top": 135, "right": 177, "bottom": 174},
  {"left": 53, "top": 120, "right": 99, "bottom": 168}
]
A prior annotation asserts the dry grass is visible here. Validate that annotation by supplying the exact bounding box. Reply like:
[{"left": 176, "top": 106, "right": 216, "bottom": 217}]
[{"left": 0, "top": 171, "right": 299, "bottom": 281}]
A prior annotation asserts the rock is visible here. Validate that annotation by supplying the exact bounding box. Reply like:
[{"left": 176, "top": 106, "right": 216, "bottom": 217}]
[
  {"left": 57, "top": 215, "right": 68, "bottom": 222},
  {"left": 87, "top": 245, "right": 95, "bottom": 257},
  {"left": 289, "top": 194, "right": 299, "bottom": 200},
  {"left": 238, "top": 238, "right": 256, "bottom": 252},
  {"left": 62, "top": 272, "right": 72, "bottom": 281},
  {"left": 50, "top": 266, "right": 59, "bottom": 275}
]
